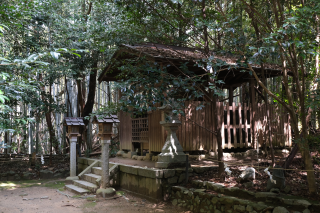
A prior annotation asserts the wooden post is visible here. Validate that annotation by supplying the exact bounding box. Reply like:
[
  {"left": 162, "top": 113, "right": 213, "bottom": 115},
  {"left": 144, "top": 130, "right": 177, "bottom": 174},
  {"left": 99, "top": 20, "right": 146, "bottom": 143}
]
[
  {"left": 249, "top": 79, "right": 257, "bottom": 149},
  {"left": 239, "top": 103, "right": 243, "bottom": 148},
  {"left": 229, "top": 86, "right": 233, "bottom": 106},
  {"left": 233, "top": 102, "right": 237, "bottom": 148}
]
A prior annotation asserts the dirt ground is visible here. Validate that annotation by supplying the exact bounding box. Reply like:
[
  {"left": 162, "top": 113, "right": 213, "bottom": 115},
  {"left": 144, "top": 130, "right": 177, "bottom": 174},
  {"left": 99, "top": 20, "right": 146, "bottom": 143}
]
[
  {"left": 188, "top": 151, "right": 320, "bottom": 202},
  {"left": 0, "top": 179, "right": 186, "bottom": 213}
]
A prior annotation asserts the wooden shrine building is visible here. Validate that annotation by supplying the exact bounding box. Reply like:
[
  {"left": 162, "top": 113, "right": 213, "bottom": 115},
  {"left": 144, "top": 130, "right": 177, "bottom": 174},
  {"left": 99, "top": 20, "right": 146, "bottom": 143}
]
[{"left": 98, "top": 43, "right": 293, "bottom": 154}]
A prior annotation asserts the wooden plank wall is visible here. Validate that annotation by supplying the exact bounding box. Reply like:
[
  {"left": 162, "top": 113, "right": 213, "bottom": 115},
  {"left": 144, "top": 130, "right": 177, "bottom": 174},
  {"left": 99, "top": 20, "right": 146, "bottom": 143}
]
[
  {"left": 148, "top": 108, "right": 165, "bottom": 152},
  {"left": 120, "top": 101, "right": 292, "bottom": 153},
  {"left": 119, "top": 111, "right": 132, "bottom": 151},
  {"left": 175, "top": 101, "right": 217, "bottom": 152}
]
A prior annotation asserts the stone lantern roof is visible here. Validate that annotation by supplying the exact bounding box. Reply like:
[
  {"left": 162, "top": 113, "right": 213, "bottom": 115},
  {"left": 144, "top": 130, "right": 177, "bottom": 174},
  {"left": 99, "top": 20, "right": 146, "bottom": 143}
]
[{"left": 64, "top": 117, "right": 85, "bottom": 126}]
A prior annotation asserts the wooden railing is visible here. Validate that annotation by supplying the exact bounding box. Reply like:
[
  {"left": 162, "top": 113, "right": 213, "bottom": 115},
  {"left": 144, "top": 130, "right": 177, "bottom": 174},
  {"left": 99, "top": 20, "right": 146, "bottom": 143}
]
[{"left": 217, "top": 102, "right": 292, "bottom": 149}]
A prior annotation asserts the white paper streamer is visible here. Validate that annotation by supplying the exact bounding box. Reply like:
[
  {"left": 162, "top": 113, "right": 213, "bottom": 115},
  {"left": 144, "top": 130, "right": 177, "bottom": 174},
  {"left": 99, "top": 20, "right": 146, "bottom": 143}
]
[
  {"left": 264, "top": 167, "right": 276, "bottom": 184},
  {"left": 224, "top": 163, "right": 232, "bottom": 175},
  {"left": 41, "top": 155, "right": 45, "bottom": 165}
]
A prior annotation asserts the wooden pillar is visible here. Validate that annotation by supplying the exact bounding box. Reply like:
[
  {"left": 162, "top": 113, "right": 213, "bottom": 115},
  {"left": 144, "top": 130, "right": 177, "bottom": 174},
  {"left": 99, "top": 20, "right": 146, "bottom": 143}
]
[
  {"left": 249, "top": 79, "right": 257, "bottom": 149},
  {"left": 229, "top": 86, "right": 233, "bottom": 106}
]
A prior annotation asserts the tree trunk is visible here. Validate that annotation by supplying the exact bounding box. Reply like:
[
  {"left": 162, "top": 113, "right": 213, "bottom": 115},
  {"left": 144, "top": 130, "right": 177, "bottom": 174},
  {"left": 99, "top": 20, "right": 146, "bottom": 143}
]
[
  {"left": 212, "top": 96, "right": 224, "bottom": 181},
  {"left": 39, "top": 74, "right": 57, "bottom": 164}
]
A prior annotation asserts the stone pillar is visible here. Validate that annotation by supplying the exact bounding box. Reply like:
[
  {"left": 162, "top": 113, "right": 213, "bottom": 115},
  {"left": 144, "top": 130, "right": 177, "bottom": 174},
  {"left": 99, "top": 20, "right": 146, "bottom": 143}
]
[
  {"left": 96, "top": 133, "right": 115, "bottom": 197},
  {"left": 155, "top": 103, "right": 187, "bottom": 169},
  {"left": 101, "top": 135, "right": 111, "bottom": 188},
  {"left": 66, "top": 136, "right": 79, "bottom": 182}
]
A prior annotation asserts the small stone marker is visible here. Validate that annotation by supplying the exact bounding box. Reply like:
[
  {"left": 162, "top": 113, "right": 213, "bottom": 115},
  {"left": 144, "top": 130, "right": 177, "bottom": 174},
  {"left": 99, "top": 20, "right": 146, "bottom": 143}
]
[
  {"left": 266, "top": 165, "right": 285, "bottom": 191},
  {"left": 239, "top": 167, "right": 255, "bottom": 183}
]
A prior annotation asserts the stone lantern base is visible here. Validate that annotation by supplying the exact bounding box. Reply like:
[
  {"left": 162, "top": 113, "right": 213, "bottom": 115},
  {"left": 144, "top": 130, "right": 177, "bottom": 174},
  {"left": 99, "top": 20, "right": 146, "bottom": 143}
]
[{"left": 155, "top": 121, "right": 188, "bottom": 169}]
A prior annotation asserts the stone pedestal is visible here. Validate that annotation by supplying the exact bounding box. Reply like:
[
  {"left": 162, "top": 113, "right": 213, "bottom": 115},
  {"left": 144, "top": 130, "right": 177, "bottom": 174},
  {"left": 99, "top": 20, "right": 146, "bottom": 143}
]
[
  {"left": 66, "top": 137, "right": 79, "bottom": 183},
  {"left": 155, "top": 103, "right": 187, "bottom": 169}
]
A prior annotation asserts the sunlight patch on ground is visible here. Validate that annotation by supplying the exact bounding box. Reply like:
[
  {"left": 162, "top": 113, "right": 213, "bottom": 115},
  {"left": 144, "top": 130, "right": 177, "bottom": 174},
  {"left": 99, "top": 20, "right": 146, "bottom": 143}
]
[{"left": 0, "top": 182, "right": 16, "bottom": 189}]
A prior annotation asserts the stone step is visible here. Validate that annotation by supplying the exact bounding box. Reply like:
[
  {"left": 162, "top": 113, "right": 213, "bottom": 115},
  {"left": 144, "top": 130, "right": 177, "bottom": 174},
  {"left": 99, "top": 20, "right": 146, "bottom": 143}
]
[
  {"left": 92, "top": 167, "right": 102, "bottom": 175},
  {"left": 84, "top": 173, "right": 101, "bottom": 183},
  {"left": 73, "top": 180, "right": 98, "bottom": 192},
  {"left": 65, "top": 184, "right": 89, "bottom": 194},
  {"left": 92, "top": 164, "right": 115, "bottom": 176}
]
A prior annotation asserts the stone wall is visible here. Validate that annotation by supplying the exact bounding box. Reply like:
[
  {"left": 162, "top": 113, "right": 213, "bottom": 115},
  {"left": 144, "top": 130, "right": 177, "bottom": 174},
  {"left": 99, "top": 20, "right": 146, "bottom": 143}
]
[
  {"left": 0, "top": 155, "right": 69, "bottom": 181},
  {"left": 170, "top": 181, "right": 319, "bottom": 213}
]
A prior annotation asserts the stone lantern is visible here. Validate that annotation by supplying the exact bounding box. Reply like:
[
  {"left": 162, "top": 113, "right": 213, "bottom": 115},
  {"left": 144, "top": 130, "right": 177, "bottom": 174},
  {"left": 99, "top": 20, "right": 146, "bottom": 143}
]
[
  {"left": 92, "top": 115, "right": 119, "bottom": 197},
  {"left": 155, "top": 102, "right": 187, "bottom": 168},
  {"left": 64, "top": 117, "right": 85, "bottom": 182}
]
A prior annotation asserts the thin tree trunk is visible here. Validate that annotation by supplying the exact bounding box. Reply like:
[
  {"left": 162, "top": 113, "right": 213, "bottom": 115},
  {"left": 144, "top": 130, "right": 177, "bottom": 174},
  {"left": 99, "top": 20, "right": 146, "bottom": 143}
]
[{"left": 261, "top": 64, "right": 275, "bottom": 166}]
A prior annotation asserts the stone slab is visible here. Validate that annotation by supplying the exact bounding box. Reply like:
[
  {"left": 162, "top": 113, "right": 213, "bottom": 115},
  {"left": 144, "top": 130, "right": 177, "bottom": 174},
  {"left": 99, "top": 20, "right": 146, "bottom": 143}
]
[
  {"left": 92, "top": 167, "right": 102, "bottom": 176},
  {"left": 137, "top": 167, "right": 163, "bottom": 179},
  {"left": 73, "top": 180, "right": 98, "bottom": 192},
  {"left": 119, "top": 165, "right": 139, "bottom": 175},
  {"left": 65, "top": 184, "right": 89, "bottom": 194},
  {"left": 84, "top": 173, "right": 101, "bottom": 183}
]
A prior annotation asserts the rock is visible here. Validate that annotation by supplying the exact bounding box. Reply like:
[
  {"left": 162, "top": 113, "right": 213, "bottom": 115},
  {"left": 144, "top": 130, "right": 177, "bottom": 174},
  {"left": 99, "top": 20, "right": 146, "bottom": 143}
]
[
  {"left": 168, "top": 176, "right": 178, "bottom": 184},
  {"left": 195, "top": 196, "right": 200, "bottom": 204},
  {"left": 178, "top": 173, "right": 185, "bottom": 183},
  {"left": 255, "top": 192, "right": 277, "bottom": 198},
  {"left": 0, "top": 173, "right": 7, "bottom": 181},
  {"left": 234, "top": 205, "right": 246, "bottom": 212},
  {"left": 22, "top": 172, "right": 33, "bottom": 180},
  {"left": 302, "top": 209, "right": 310, "bottom": 213},
  {"left": 53, "top": 173, "right": 62, "bottom": 178},
  {"left": 137, "top": 156, "right": 144, "bottom": 161},
  {"left": 172, "top": 199, "right": 178, "bottom": 206},
  {"left": 207, "top": 182, "right": 225, "bottom": 193},
  {"left": 246, "top": 205, "right": 253, "bottom": 212},
  {"left": 243, "top": 182, "right": 254, "bottom": 188},
  {"left": 193, "top": 167, "right": 209, "bottom": 174},
  {"left": 116, "top": 150, "right": 124, "bottom": 157},
  {"left": 152, "top": 156, "right": 158, "bottom": 161},
  {"left": 14, "top": 174, "right": 21, "bottom": 180},
  {"left": 270, "top": 188, "right": 280, "bottom": 194},
  {"left": 239, "top": 167, "right": 255, "bottom": 182},
  {"left": 40, "top": 196, "right": 49, "bottom": 199},
  {"left": 163, "top": 170, "right": 175, "bottom": 178},
  {"left": 294, "top": 200, "right": 311, "bottom": 208},
  {"left": 40, "top": 170, "right": 54, "bottom": 179},
  {"left": 273, "top": 206, "right": 289, "bottom": 213},
  {"left": 283, "top": 185, "right": 291, "bottom": 194},
  {"left": 194, "top": 189, "right": 206, "bottom": 193},
  {"left": 211, "top": 197, "right": 219, "bottom": 204},
  {"left": 251, "top": 203, "right": 268, "bottom": 211}
]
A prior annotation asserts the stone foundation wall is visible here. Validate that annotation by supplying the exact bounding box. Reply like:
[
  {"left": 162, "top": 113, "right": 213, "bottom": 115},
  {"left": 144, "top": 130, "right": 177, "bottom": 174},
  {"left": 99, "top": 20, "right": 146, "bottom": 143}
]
[
  {"left": 171, "top": 186, "right": 318, "bottom": 213},
  {"left": 77, "top": 157, "right": 219, "bottom": 201},
  {"left": 171, "top": 180, "right": 319, "bottom": 213}
]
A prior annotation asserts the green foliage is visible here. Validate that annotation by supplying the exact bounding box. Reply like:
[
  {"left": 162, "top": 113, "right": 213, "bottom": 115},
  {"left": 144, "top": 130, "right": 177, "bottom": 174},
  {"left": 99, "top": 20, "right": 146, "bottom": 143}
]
[
  {"left": 109, "top": 137, "right": 119, "bottom": 157},
  {"left": 307, "top": 135, "right": 320, "bottom": 152}
]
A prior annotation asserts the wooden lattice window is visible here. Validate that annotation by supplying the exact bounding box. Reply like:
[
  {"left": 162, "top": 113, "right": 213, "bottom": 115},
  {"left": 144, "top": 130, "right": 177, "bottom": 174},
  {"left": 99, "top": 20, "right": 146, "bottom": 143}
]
[{"left": 132, "top": 117, "right": 149, "bottom": 143}]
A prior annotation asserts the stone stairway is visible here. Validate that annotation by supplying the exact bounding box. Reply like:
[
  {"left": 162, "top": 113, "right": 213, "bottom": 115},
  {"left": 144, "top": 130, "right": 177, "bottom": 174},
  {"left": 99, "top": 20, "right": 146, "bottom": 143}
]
[{"left": 65, "top": 161, "right": 116, "bottom": 194}]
